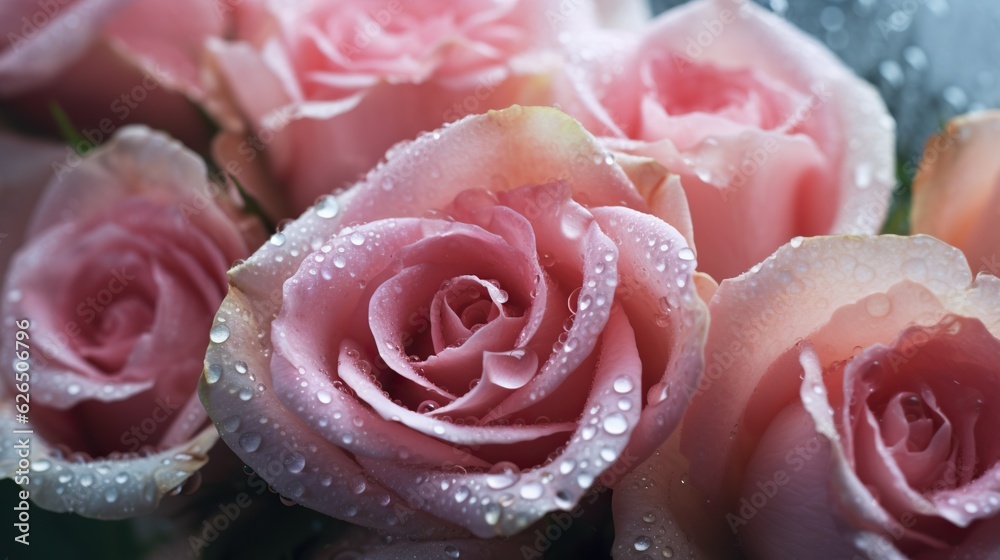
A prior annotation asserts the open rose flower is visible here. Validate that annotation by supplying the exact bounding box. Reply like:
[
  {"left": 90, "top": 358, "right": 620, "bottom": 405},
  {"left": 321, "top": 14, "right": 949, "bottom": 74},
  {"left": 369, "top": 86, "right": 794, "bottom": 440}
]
[
  {"left": 0, "top": 126, "right": 261, "bottom": 518},
  {"left": 557, "top": 0, "right": 895, "bottom": 280},
  {"left": 200, "top": 106, "right": 708, "bottom": 537},
  {"left": 206, "top": 0, "right": 625, "bottom": 218},
  {"left": 912, "top": 110, "right": 1000, "bottom": 276},
  {"left": 614, "top": 236, "right": 1000, "bottom": 558}
]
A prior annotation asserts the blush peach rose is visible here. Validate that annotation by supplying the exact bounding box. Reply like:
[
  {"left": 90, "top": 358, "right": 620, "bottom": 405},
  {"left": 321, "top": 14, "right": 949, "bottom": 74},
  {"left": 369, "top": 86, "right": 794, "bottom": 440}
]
[
  {"left": 912, "top": 110, "right": 1000, "bottom": 276},
  {"left": 557, "top": 0, "right": 895, "bottom": 280},
  {"left": 200, "top": 106, "right": 708, "bottom": 537},
  {"left": 614, "top": 235, "right": 1000, "bottom": 559},
  {"left": 0, "top": 126, "right": 260, "bottom": 518}
]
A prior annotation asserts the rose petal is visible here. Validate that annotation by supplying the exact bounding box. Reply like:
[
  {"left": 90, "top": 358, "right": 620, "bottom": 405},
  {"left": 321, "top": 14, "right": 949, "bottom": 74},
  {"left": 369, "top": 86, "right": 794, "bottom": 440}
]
[
  {"left": 200, "top": 289, "right": 459, "bottom": 536},
  {"left": 0, "top": 403, "right": 216, "bottom": 519},
  {"left": 357, "top": 305, "right": 644, "bottom": 537},
  {"left": 911, "top": 110, "right": 1000, "bottom": 275}
]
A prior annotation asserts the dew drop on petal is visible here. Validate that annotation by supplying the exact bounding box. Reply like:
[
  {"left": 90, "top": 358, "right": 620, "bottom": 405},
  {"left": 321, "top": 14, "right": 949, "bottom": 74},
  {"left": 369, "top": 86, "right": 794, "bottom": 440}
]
[
  {"left": 603, "top": 413, "right": 628, "bottom": 435},
  {"left": 210, "top": 324, "right": 231, "bottom": 343},
  {"left": 613, "top": 376, "right": 633, "bottom": 394},
  {"left": 239, "top": 432, "right": 262, "bottom": 452},
  {"left": 315, "top": 195, "right": 340, "bottom": 218},
  {"left": 520, "top": 482, "right": 544, "bottom": 500},
  {"left": 634, "top": 536, "right": 652, "bottom": 551},
  {"left": 205, "top": 364, "right": 223, "bottom": 384}
]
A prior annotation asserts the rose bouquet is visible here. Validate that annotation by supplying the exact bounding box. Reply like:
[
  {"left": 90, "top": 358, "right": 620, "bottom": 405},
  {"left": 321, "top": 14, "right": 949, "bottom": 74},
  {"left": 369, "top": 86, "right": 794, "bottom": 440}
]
[{"left": 1, "top": 0, "right": 998, "bottom": 558}]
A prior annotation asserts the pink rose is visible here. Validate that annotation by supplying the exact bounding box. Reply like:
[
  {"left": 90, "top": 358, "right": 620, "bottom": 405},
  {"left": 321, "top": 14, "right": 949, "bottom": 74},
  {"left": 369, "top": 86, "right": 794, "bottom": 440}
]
[
  {"left": 0, "top": 126, "right": 260, "bottom": 518},
  {"left": 206, "top": 0, "right": 614, "bottom": 218},
  {"left": 614, "top": 235, "right": 1000, "bottom": 558},
  {"left": 200, "top": 106, "right": 708, "bottom": 537},
  {"left": 0, "top": 0, "right": 226, "bottom": 151},
  {"left": 557, "top": 0, "right": 895, "bottom": 280},
  {"left": 912, "top": 110, "right": 1000, "bottom": 276}
]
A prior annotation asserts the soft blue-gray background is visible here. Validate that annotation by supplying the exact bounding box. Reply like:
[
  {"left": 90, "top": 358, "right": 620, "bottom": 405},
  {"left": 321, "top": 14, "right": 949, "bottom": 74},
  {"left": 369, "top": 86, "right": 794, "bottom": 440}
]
[{"left": 650, "top": 0, "right": 1000, "bottom": 165}]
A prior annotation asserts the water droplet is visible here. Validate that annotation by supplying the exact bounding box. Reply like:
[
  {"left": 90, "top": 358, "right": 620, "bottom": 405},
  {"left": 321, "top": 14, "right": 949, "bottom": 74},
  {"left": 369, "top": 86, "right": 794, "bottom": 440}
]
[
  {"left": 238, "top": 387, "right": 253, "bottom": 401},
  {"left": 520, "top": 482, "right": 544, "bottom": 500},
  {"left": 613, "top": 376, "right": 634, "bottom": 394},
  {"left": 205, "top": 364, "right": 223, "bottom": 384},
  {"left": 284, "top": 452, "right": 306, "bottom": 473},
  {"left": 577, "top": 473, "right": 594, "bottom": 489},
  {"left": 964, "top": 502, "right": 979, "bottom": 514},
  {"left": 455, "top": 485, "right": 470, "bottom": 503},
  {"left": 417, "top": 400, "right": 439, "bottom": 414},
  {"left": 865, "top": 294, "right": 892, "bottom": 318},
  {"left": 115, "top": 473, "right": 129, "bottom": 484},
  {"left": 643, "top": 512, "right": 656, "bottom": 523},
  {"left": 315, "top": 195, "right": 340, "bottom": 218},
  {"left": 67, "top": 384, "right": 81, "bottom": 395},
  {"left": 445, "top": 545, "right": 461, "bottom": 558},
  {"left": 486, "top": 462, "right": 521, "bottom": 490},
  {"left": 317, "top": 391, "right": 332, "bottom": 404},
  {"left": 222, "top": 415, "right": 241, "bottom": 432},
  {"left": 853, "top": 264, "right": 875, "bottom": 283},
  {"left": 235, "top": 361, "right": 248, "bottom": 374},
  {"left": 80, "top": 474, "right": 94, "bottom": 487},
  {"left": 634, "top": 535, "right": 652, "bottom": 551},
  {"left": 239, "top": 432, "right": 262, "bottom": 452},
  {"left": 484, "top": 503, "right": 502, "bottom": 525},
  {"left": 663, "top": 546, "right": 674, "bottom": 558},
  {"left": 269, "top": 232, "right": 286, "bottom": 246},
  {"left": 105, "top": 488, "right": 118, "bottom": 503},
  {"left": 559, "top": 460, "right": 576, "bottom": 475},
  {"left": 677, "top": 247, "right": 695, "bottom": 261},
  {"left": 603, "top": 413, "right": 628, "bottom": 435},
  {"left": 350, "top": 232, "right": 365, "bottom": 246},
  {"left": 210, "top": 324, "right": 231, "bottom": 343}
]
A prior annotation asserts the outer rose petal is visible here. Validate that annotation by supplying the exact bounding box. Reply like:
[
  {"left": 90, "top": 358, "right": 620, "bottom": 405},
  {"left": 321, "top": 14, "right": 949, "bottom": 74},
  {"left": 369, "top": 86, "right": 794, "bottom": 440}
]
[
  {"left": 0, "top": 0, "right": 131, "bottom": 95},
  {"left": 103, "top": 0, "right": 227, "bottom": 101},
  {"left": 0, "top": 400, "right": 217, "bottom": 519},
  {"left": 0, "top": 131, "right": 62, "bottom": 278},
  {"left": 911, "top": 110, "right": 1000, "bottom": 275}
]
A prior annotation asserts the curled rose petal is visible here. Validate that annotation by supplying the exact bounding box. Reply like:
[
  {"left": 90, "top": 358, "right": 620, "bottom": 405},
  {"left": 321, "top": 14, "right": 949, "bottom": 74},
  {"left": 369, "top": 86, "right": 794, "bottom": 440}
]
[{"left": 201, "top": 106, "right": 707, "bottom": 536}]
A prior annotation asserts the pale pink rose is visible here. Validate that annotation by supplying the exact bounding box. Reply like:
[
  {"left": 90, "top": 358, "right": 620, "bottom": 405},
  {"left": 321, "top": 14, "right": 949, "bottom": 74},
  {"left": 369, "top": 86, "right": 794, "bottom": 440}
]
[
  {"left": 200, "top": 106, "right": 708, "bottom": 537},
  {"left": 558, "top": 0, "right": 895, "bottom": 280},
  {"left": 613, "top": 235, "right": 1000, "bottom": 559},
  {"left": 206, "top": 0, "right": 617, "bottom": 218},
  {"left": 912, "top": 110, "right": 1000, "bottom": 276},
  {"left": 0, "top": 0, "right": 226, "bottom": 151},
  {"left": 0, "top": 126, "right": 261, "bottom": 518}
]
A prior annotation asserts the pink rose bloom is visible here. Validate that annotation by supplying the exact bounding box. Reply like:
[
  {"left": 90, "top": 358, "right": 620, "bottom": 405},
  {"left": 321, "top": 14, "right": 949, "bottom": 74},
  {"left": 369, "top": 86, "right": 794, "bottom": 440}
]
[
  {"left": 558, "top": 0, "right": 895, "bottom": 280},
  {"left": 206, "top": 0, "right": 622, "bottom": 218},
  {"left": 0, "top": 126, "right": 261, "bottom": 518},
  {"left": 912, "top": 110, "right": 1000, "bottom": 276},
  {"left": 614, "top": 235, "right": 1000, "bottom": 558},
  {"left": 200, "top": 106, "right": 708, "bottom": 537},
  {"left": 0, "top": 0, "right": 226, "bottom": 151}
]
